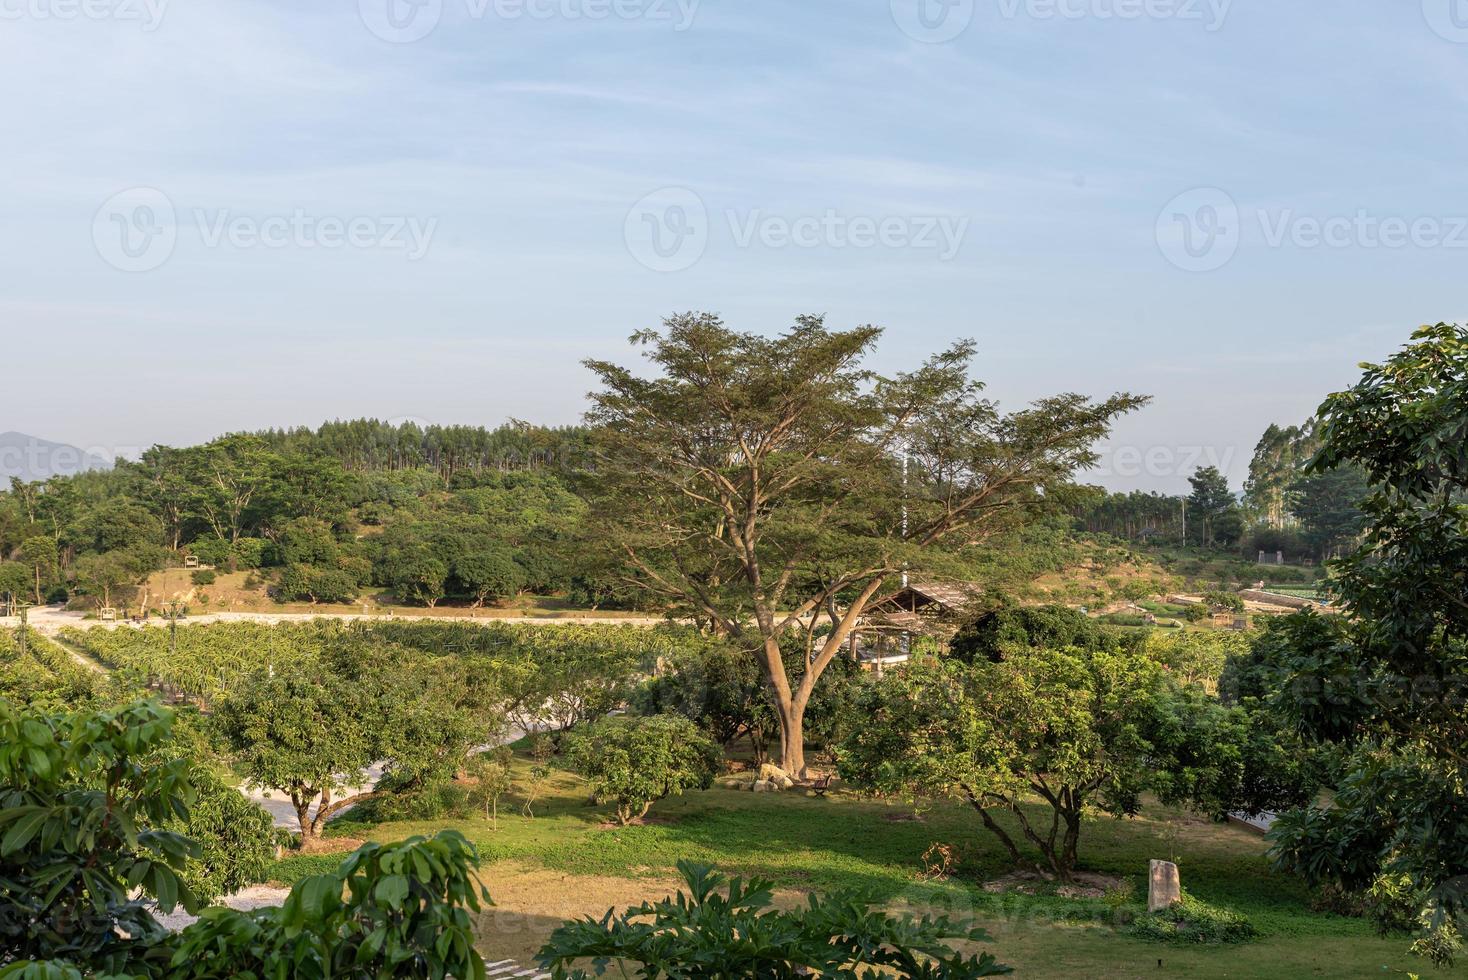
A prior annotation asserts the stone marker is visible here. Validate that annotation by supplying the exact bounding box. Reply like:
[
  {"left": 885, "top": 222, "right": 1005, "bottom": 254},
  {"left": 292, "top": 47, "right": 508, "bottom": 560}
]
[{"left": 1148, "top": 859, "right": 1181, "bottom": 912}]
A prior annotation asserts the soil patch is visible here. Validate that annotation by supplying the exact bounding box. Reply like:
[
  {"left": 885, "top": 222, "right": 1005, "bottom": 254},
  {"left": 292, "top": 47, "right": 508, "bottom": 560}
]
[{"left": 982, "top": 869, "right": 1125, "bottom": 899}]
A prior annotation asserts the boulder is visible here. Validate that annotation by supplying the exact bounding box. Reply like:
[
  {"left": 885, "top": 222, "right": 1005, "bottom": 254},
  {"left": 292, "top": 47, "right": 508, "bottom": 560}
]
[
  {"left": 752, "top": 779, "right": 778, "bottom": 793},
  {"left": 757, "top": 763, "right": 794, "bottom": 789}
]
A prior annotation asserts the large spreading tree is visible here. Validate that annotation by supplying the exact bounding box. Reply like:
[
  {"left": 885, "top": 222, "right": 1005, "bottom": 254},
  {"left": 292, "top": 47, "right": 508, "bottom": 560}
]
[{"left": 581, "top": 313, "right": 1145, "bottom": 774}]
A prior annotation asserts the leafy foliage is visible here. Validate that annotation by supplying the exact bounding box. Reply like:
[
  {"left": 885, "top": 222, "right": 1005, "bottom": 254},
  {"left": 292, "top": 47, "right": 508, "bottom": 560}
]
[
  {"left": 580, "top": 312, "right": 1145, "bottom": 774},
  {"left": 838, "top": 646, "right": 1303, "bottom": 881},
  {"left": 537, "top": 860, "right": 1010, "bottom": 978},
  {"left": 0, "top": 699, "right": 200, "bottom": 973},
  {"left": 1262, "top": 324, "right": 1468, "bottom": 963},
  {"left": 166, "top": 831, "right": 491, "bottom": 980},
  {"left": 564, "top": 715, "right": 721, "bottom": 825},
  {"left": 1131, "top": 893, "right": 1256, "bottom": 945}
]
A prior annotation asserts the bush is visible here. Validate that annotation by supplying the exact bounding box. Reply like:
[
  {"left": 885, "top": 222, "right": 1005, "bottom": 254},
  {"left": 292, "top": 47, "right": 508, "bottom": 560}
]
[
  {"left": 177, "top": 768, "right": 276, "bottom": 901},
  {"left": 564, "top": 714, "right": 720, "bottom": 825},
  {"left": 348, "top": 775, "right": 469, "bottom": 823},
  {"left": 186, "top": 538, "right": 230, "bottom": 568},
  {"left": 949, "top": 604, "right": 1123, "bottom": 664},
  {"left": 1131, "top": 894, "right": 1256, "bottom": 945},
  {"left": 230, "top": 537, "right": 270, "bottom": 570},
  {"left": 0, "top": 699, "right": 494, "bottom": 978},
  {"left": 538, "top": 861, "right": 1009, "bottom": 978},
  {"left": 273, "top": 564, "right": 359, "bottom": 604},
  {"left": 190, "top": 569, "right": 216, "bottom": 586}
]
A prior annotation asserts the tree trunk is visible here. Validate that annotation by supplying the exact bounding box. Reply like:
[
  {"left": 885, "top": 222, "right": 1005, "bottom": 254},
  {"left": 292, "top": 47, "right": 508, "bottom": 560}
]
[
  {"left": 290, "top": 789, "right": 315, "bottom": 842},
  {"left": 777, "top": 697, "right": 808, "bottom": 776}
]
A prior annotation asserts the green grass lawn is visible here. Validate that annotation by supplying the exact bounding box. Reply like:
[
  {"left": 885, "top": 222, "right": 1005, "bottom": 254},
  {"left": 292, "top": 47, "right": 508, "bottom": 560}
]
[{"left": 265, "top": 753, "right": 1439, "bottom": 979}]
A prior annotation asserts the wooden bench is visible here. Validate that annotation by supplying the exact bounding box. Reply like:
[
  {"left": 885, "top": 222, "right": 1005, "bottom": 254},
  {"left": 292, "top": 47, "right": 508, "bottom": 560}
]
[{"left": 809, "top": 773, "right": 834, "bottom": 797}]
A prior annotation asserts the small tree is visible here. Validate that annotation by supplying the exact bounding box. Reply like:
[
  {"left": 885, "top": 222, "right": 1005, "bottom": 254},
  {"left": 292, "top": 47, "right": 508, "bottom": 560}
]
[
  {"left": 73, "top": 551, "right": 140, "bottom": 610},
  {"left": 636, "top": 641, "right": 776, "bottom": 761},
  {"left": 520, "top": 734, "right": 556, "bottom": 818},
  {"left": 213, "top": 650, "right": 483, "bottom": 844},
  {"left": 18, "top": 536, "right": 57, "bottom": 604},
  {"left": 465, "top": 746, "right": 514, "bottom": 827},
  {"left": 840, "top": 648, "right": 1292, "bottom": 882},
  {"left": 453, "top": 549, "right": 526, "bottom": 607},
  {"left": 564, "top": 715, "right": 721, "bottom": 825},
  {"left": 214, "top": 666, "right": 375, "bottom": 843},
  {"left": 390, "top": 551, "right": 448, "bottom": 607}
]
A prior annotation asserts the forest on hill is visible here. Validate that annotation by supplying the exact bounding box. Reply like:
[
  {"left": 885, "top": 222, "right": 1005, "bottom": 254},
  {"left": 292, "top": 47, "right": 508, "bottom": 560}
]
[{"left": 0, "top": 407, "right": 1366, "bottom": 617}]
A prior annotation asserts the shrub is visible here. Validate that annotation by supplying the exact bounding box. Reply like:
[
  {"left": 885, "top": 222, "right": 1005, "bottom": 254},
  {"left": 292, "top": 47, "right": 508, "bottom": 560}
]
[
  {"left": 190, "top": 569, "right": 216, "bottom": 586},
  {"left": 564, "top": 714, "right": 720, "bottom": 825},
  {"left": 186, "top": 538, "right": 230, "bottom": 568},
  {"left": 273, "top": 563, "right": 359, "bottom": 604},
  {"left": 1203, "top": 590, "right": 1245, "bottom": 613},
  {"left": 349, "top": 775, "right": 469, "bottom": 823},
  {"left": 0, "top": 699, "right": 493, "bottom": 978},
  {"left": 1131, "top": 894, "right": 1256, "bottom": 945},
  {"left": 177, "top": 768, "right": 277, "bottom": 902},
  {"left": 230, "top": 537, "right": 269, "bottom": 570},
  {"left": 538, "top": 861, "right": 1009, "bottom": 977}
]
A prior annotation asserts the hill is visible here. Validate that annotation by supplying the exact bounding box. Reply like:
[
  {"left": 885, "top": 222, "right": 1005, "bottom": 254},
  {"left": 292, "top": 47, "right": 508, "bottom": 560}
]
[{"left": 0, "top": 431, "right": 111, "bottom": 483}]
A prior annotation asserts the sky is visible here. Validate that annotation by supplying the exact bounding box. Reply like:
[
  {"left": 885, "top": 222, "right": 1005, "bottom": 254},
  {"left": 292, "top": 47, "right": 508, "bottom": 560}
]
[{"left": 2, "top": 0, "right": 1465, "bottom": 493}]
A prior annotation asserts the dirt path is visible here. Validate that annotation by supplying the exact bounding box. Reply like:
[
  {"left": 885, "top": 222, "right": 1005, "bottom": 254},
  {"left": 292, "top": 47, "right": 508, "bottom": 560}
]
[
  {"left": 44, "top": 631, "right": 109, "bottom": 674},
  {"left": 7, "top": 604, "right": 667, "bottom": 637}
]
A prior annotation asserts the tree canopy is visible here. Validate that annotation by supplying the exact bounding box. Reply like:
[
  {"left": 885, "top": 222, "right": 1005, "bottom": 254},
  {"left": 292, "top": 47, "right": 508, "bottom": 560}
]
[
  {"left": 580, "top": 312, "right": 1146, "bottom": 773},
  {"left": 1264, "top": 323, "right": 1468, "bottom": 964}
]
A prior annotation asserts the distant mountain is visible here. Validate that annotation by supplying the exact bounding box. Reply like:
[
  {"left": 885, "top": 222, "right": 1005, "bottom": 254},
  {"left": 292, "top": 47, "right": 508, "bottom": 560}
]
[{"left": 0, "top": 432, "right": 113, "bottom": 483}]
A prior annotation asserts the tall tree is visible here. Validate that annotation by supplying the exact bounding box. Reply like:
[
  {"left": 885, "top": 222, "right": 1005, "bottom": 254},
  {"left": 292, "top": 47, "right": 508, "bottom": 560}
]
[
  {"left": 182, "top": 435, "right": 279, "bottom": 544},
  {"left": 1267, "top": 324, "right": 1468, "bottom": 965},
  {"left": 1288, "top": 464, "right": 1369, "bottom": 559},
  {"left": 1243, "top": 423, "right": 1314, "bottom": 529},
  {"left": 1187, "top": 465, "right": 1241, "bottom": 548},
  {"left": 581, "top": 313, "right": 1145, "bottom": 774}
]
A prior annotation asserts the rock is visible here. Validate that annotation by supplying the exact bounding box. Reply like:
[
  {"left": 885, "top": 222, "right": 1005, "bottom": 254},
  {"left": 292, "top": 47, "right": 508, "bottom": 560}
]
[
  {"left": 1148, "top": 859, "right": 1181, "bottom": 912},
  {"left": 752, "top": 779, "right": 777, "bottom": 792},
  {"left": 756, "top": 763, "right": 794, "bottom": 789}
]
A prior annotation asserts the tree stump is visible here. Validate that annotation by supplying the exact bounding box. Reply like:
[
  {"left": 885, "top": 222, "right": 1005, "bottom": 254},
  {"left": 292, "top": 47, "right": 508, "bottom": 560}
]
[{"left": 1148, "top": 860, "right": 1181, "bottom": 912}]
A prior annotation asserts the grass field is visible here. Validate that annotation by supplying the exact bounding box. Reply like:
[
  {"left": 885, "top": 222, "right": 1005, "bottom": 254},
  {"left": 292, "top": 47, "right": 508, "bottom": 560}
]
[{"left": 267, "top": 753, "right": 1434, "bottom": 979}]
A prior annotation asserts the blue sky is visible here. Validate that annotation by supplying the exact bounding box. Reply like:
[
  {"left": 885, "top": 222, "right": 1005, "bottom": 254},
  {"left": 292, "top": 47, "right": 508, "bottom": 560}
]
[{"left": 3, "top": 0, "right": 1465, "bottom": 491}]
